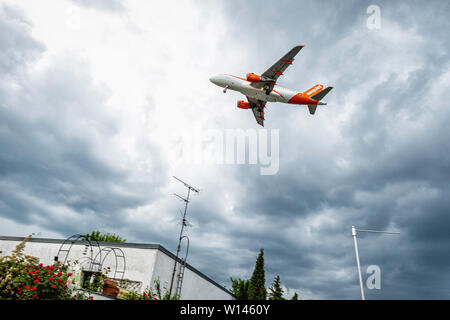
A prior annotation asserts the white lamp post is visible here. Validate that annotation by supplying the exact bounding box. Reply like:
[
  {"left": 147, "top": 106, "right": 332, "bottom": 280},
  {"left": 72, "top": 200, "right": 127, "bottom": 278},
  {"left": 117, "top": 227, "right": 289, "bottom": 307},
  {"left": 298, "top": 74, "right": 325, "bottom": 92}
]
[{"left": 351, "top": 226, "right": 400, "bottom": 300}]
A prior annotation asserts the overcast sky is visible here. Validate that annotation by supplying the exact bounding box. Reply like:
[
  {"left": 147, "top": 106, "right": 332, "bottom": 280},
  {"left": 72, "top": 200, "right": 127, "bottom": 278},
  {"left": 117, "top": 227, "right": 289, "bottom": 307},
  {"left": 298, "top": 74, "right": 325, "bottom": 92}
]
[{"left": 1, "top": 0, "right": 449, "bottom": 299}]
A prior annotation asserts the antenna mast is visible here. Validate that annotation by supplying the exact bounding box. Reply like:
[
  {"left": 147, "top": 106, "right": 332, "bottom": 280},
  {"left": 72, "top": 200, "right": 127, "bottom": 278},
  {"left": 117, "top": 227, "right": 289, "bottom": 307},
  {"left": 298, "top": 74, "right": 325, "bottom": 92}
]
[{"left": 169, "top": 176, "right": 199, "bottom": 297}]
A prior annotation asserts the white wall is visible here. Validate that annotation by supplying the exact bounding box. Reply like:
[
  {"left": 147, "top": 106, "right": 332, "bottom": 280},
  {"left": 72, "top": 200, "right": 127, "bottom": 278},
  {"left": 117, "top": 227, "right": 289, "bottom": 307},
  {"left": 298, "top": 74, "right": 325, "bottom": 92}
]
[
  {"left": 0, "top": 238, "right": 67, "bottom": 266},
  {"left": 151, "top": 249, "right": 234, "bottom": 300}
]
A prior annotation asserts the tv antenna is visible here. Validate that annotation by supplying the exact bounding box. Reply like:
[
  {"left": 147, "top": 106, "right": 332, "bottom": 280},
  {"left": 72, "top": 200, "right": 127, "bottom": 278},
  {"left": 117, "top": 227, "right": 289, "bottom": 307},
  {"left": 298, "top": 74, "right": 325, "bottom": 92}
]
[{"left": 169, "top": 176, "right": 200, "bottom": 297}]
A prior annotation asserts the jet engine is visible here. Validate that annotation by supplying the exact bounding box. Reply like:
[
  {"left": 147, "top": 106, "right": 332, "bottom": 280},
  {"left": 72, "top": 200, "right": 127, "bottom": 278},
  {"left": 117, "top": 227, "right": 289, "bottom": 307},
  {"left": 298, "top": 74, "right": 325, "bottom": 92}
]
[
  {"left": 237, "top": 100, "right": 250, "bottom": 109},
  {"left": 246, "top": 73, "right": 261, "bottom": 82}
]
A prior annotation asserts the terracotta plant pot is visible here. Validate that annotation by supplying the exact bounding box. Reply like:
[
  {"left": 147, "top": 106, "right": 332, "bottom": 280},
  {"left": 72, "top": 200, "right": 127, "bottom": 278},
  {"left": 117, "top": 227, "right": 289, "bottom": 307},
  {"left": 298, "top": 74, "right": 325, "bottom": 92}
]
[{"left": 102, "top": 279, "right": 120, "bottom": 298}]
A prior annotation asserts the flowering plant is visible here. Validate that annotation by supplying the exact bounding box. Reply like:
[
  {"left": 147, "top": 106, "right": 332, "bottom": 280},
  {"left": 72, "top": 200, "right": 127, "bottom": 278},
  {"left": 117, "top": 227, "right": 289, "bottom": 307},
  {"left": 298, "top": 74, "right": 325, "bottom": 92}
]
[
  {"left": 122, "top": 287, "right": 158, "bottom": 300},
  {"left": 15, "top": 263, "right": 75, "bottom": 300},
  {"left": 0, "top": 235, "right": 91, "bottom": 300}
]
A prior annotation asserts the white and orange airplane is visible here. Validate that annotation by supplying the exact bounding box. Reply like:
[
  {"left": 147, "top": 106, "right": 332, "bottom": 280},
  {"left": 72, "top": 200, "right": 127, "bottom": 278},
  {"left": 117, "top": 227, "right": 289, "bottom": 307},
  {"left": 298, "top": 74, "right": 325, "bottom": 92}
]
[{"left": 210, "top": 45, "right": 333, "bottom": 126}]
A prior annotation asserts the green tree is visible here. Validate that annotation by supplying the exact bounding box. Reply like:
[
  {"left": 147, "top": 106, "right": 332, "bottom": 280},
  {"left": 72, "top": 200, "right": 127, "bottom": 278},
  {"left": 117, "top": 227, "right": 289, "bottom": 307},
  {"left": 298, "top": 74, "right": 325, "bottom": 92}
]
[
  {"left": 291, "top": 292, "right": 299, "bottom": 300},
  {"left": 268, "top": 275, "right": 284, "bottom": 300},
  {"left": 83, "top": 231, "right": 126, "bottom": 243},
  {"left": 230, "top": 277, "right": 250, "bottom": 300},
  {"left": 248, "top": 248, "right": 266, "bottom": 300}
]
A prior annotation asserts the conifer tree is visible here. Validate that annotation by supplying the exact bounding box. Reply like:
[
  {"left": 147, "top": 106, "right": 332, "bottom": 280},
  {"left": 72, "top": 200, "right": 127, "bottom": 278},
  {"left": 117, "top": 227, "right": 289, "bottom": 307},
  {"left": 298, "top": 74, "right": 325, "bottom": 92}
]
[
  {"left": 248, "top": 248, "right": 266, "bottom": 300},
  {"left": 291, "top": 292, "right": 299, "bottom": 300},
  {"left": 268, "top": 275, "right": 284, "bottom": 300}
]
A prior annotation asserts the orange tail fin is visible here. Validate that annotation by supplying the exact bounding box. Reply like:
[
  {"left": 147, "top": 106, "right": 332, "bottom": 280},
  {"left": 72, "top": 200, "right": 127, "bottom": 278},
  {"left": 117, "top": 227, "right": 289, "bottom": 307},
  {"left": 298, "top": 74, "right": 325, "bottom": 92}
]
[{"left": 304, "top": 84, "right": 324, "bottom": 97}]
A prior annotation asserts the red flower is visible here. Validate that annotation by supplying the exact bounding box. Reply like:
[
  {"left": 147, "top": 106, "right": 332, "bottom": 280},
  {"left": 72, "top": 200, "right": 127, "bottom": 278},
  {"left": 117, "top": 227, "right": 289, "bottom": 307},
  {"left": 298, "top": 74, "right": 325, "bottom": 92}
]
[
  {"left": 49, "top": 277, "right": 54, "bottom": 281},
  {"left": 33, "top": 294, "right": 38, "bottom": 299},
  {"left": 51, "top": 285, "right": 56, "bottom": 289},
  {"left": 58, "top": 272, "right": 63, "bottom": 277},
  {"left": 24, "top": 286, "right": 30, "bottom": 290},
  {"left": 35, "top": 269, "right": 40, "bottom": 273},
  {"left": 34, "top": 279, "right": 39, "bottom": 284},
  {"left": 38, "top": 263, "right": 43, "bottom": 267},
  {"left": 28, "top": 271, "right": 34, "bottom": 275},
  {"left": 32, "top": 287, "right": 37, "bottom": 291},
  {"left": 68, "top": 273, "right": 72, "bottom": 277}
]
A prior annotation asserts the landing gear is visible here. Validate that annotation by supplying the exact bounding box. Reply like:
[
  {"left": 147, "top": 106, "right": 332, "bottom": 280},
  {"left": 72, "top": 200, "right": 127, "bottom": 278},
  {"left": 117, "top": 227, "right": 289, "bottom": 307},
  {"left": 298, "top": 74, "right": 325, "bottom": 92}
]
[
  {"left": 263, "top": 83, "right": 271, "bottom": 95},
  {"left": 223, "top": 86, "right": 229, "bottom": 93}
]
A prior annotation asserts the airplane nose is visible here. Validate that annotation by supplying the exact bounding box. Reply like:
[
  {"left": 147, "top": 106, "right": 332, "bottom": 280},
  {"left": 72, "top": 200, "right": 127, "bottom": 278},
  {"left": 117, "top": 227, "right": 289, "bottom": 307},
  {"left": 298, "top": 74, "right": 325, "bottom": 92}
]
[
  {"left": 210, "top": 74, "right": 223, "bottom": 86},
  {"left": 209, "top": 75, "right": 218, "bottom": 84}
]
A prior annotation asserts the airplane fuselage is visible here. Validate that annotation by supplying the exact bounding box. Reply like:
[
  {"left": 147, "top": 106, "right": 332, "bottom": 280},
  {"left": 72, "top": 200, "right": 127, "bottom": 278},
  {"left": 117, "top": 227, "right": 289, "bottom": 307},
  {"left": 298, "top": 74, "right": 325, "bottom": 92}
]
[{"left": 209, "top": 74, "right": 325, "bottom": 105}]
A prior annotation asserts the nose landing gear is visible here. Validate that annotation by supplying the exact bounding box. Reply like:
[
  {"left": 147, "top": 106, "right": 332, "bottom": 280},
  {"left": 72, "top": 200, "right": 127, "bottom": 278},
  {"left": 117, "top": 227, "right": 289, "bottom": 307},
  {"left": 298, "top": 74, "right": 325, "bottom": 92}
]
[{"left": 223, "top": 86, "right": 229, "bottom": 93}]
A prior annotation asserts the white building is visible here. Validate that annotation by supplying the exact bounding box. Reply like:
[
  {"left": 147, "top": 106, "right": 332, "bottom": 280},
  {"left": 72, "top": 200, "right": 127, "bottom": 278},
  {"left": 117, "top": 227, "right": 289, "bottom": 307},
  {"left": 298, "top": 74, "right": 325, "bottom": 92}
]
[{"left": 0, "top": 236, "right": 234, "bottom": 300}]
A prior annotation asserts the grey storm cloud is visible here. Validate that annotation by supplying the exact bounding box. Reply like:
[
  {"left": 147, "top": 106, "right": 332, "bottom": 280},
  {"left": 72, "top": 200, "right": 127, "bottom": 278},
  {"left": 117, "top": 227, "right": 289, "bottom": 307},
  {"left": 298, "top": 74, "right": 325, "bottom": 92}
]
[
  {"left": 0, "top": 5, "right": 44, "bottom": 75},
  {"left": 0, "top": 4, "right": 167, "bottom": 236},
  {"left": 1, "top": 0, "right": 450, "bottom": 300},
  {"left": 183, "top": 0, "right": 450, "bottom": 299}
]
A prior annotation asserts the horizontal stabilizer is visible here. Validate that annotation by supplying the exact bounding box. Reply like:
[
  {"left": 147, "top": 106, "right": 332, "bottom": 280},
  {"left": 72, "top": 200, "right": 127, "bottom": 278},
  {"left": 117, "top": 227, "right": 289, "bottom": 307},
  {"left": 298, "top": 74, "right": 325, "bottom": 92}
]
[
  {"left": 308, "top": 105, "right": 317, "bottom": 115},
  {"left": 311, "top": 86, "right": 333, "bottom": 101}
]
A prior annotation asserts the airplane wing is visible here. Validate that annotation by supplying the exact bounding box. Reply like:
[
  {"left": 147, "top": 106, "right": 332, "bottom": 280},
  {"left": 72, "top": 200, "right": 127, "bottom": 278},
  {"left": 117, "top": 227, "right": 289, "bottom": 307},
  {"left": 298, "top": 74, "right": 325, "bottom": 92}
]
[
  {"left": 247, "top": 96, "right": 266, "bottom": 127},
  {"left": 251, "top": 45, "right": 304, "bottom": 90}
]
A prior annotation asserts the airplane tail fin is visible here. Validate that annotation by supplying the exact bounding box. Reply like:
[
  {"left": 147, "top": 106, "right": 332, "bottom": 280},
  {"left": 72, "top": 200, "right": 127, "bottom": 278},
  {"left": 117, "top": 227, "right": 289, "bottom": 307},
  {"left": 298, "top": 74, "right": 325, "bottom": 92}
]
[{"left": 307, "top": 86, "right": 333, "bottom": 115}]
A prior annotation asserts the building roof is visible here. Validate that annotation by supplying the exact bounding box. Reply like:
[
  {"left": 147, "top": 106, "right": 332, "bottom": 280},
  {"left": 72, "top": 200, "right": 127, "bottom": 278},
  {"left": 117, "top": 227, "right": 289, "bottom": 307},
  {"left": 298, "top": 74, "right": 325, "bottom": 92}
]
[{"left": 0, "top": 236, "right": 233, "bottom": 297}]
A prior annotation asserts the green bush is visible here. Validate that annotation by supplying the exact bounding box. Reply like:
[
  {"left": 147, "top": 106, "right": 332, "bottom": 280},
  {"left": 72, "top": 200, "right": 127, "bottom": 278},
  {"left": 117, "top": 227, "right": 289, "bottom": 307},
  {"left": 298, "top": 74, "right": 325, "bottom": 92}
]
[
  {"left": 120, "top": 278, "right": 179, "bottom": 300},
  {"left": 122, "top": 287, "right": 157, "bottom": 300}
]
